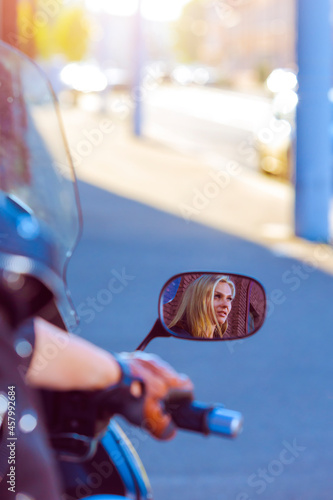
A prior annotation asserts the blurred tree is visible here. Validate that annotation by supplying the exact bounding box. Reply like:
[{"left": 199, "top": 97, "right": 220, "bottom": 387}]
[
  {"left": 17, "top": 0, "right": 90, "bottom": 61},
  {"left": 172, "top": 0, "right": 208, "bottom": 63},
  {"left": 34, "top": 19, "right": 55, "bottom": 60},
  {"left": 255, "top": 62, "right": 272, "bottom": 83},
  {"left": 53, "top": 6, "right": 90, "bottom": 61}
]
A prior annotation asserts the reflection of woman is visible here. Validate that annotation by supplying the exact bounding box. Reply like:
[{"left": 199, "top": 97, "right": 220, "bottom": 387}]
[{"left": 168, "top": 275, "right": 235, "bottom": 339}]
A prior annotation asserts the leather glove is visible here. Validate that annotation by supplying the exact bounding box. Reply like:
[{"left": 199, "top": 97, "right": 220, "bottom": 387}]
[{"left": 119, "top": 352, "right": 193, "bottom": 440}]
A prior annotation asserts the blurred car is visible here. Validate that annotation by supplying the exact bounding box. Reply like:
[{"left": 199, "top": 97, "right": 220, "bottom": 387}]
[
  {"left": 104, "top": 66, "right": 130, "bottom": 91},
  {"left": 58, "top": 61, "right": 109, "bottom": 107},
  {"left": 60, "top": 62, "right": 108, "bottom": 94},
  {"left": 255, "top": 117, "right": 294, "bottom": 180},
  {"left": 59, "top": 61, "right": 132, "bottom": 109},
  {"left": 171, "top": 64, "right": 218, "bottom": 86},
  {"left": 255, "top": 68, "right": 298, "bottom": 181}
]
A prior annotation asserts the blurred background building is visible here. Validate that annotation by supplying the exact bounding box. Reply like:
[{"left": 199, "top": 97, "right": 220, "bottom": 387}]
[
  {"left": 0, "top": 0, "right": 331, "bottom": 243},
  {"left": 0, "top": 0, "right": 296, "bottom": 91}
]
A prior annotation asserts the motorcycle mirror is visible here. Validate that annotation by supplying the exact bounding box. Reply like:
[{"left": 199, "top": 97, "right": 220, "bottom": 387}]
[
  {"left": 136, "top": 272, "right": 266, "bottom": 350},
  {"left": 160, "top": 272, "right": 266, "bottom": 341}
]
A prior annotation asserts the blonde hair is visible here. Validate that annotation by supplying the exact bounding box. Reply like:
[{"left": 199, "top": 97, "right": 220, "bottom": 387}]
[{"left": 168, "top": 275, "right": 235, "bottom": 338}]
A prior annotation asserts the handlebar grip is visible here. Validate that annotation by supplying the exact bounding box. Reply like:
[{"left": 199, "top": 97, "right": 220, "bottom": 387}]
[
  {"left": 206, "top": 407, "right": 243, "bottom": 438},
  {"left": 166, "top": 399, "right": 243, "bottom": 438}
]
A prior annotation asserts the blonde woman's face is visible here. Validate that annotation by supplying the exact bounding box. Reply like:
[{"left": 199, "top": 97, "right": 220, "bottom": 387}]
[{"left": 213, "top": 282, "right": 233, "bottom": 324}]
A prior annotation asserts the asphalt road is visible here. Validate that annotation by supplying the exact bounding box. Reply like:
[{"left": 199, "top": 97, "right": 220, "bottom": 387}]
[{"left": 67, "top": 179, "right": 333, "bottom": 500}]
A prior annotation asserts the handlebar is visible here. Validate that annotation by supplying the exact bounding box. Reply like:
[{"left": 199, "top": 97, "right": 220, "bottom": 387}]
[
  {"left": 98, "top": 386, "right": 243, "bottom": 439},
  {"left": 99, "top": 384, "right": 244, "bottom": 439},
  {"left": 165, "top": 398, "right": 243, "bottom": 438},
  {"left": 43, "top": 388, "right": 243, "bottom": 442}
]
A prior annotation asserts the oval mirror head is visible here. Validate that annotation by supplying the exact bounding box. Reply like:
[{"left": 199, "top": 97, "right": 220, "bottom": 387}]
[{"left": 159, "top": 272, "right": 266, "bottom": 341}]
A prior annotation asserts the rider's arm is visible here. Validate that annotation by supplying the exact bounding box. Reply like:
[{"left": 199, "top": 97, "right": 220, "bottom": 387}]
[
  {"left": 26, "top": 317, "right": 122, "bottom": 390},
  {"left": 26, "top": 317, "right": 194, "bottom": 440}
]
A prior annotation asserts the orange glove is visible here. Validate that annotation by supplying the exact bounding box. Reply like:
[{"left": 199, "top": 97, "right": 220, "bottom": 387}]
[{"left": 119, "top": 352, "right": 194, "bottom": 440}]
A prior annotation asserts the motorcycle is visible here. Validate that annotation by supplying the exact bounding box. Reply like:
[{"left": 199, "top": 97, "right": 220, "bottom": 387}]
[{"left": 0, "top": 42, "right": 267, "bottom": 500}]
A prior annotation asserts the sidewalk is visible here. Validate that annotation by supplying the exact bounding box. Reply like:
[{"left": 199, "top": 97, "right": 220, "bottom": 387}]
[{"left": 62, "top": 107, "right": 333, "bottom": 275}]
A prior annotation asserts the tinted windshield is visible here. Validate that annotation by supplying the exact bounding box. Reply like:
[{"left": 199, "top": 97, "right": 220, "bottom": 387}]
[{"left": 0, "top": 41, "right": 82, "bottom": 276}]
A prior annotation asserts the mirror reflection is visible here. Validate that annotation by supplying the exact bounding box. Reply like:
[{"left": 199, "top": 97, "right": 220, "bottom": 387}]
[{"left": 160, "top": 273, "right": 266, "bottom": 341}]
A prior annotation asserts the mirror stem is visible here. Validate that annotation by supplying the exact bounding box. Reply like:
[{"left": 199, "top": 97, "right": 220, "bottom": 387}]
[{"left": 136, "top": 319, "right": 171, "bottom": 351}]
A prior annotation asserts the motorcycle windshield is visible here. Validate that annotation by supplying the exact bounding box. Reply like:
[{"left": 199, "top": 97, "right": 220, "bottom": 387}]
[{"left": 0, "top": 42, "right": 82, "bottom": 326}]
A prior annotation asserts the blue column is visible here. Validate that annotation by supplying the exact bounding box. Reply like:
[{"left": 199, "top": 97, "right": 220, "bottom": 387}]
[
  {"left": 133, "top": 0, "right": 143, "bottom": 137},
  {"left": 295, "top": 0, "right": 332, "bottom": 242}
]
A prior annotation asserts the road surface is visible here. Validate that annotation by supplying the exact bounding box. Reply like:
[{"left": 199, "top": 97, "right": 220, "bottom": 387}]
[{"left": 67, "top": 178, "right": 333, "bottom": 500}]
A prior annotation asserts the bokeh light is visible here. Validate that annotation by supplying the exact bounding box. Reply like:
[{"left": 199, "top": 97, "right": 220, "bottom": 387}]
[{"left": 85, "top": 0, "right": 191, "bottom": 21}]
